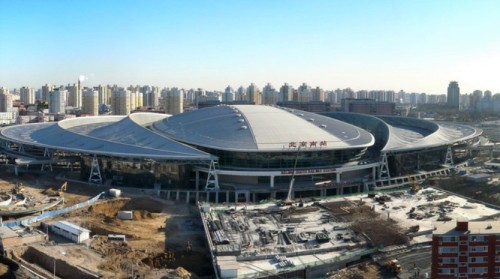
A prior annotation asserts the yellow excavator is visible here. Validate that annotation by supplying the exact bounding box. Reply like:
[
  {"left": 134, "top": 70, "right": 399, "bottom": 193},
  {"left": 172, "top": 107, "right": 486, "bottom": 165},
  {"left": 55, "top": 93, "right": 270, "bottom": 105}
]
[
  {"left": 384, "top": 259, "right": 402, "bottom": 274},
  {"left": 43, "top": 181, "right": 67, "bottom": 197},
  {"left": 407, "top": 176, "right": 421, "bottom": 193}
]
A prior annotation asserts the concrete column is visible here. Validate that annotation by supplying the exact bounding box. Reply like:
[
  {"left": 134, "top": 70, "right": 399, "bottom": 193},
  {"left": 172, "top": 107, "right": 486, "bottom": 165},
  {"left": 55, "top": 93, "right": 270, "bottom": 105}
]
[
  {"left": 215, "top": 192, "right": 219, "bottom": 204},
  {"left": 358, "top": 184, "right": 361, "bottom": 193},
  {"left": 321, "top": 188, "right": 326, "bottom": 197},
  {"left": 245, "top": 192, "right": 250, "bottom": 203},
  {"left": 372, "top": 167, "right": 377, "bottom": 183},
  {"left": 252, "top": 193, "right": 256, "bottom": 203},
  {"left": 235, "top": 192, "right": 238, "bottom": 203},
  {"left": 336, "top": 172, "right": 341, "bottom": 183},
  {"left": 186, "top": 192, "right": 190, "bottom": 204},
  {"left": 226, "top": 191, "right": 230, "bottom": 203},
  {"left": 195, "top": 171, "right": 200, "bottom": 190},
  {"left": 271, "top": 191, "right": 276, "bottom": 200},
  {"left": 196, "top": 191, "right": 199, "bottom": 203},
  {"left": 339, "top": 186, "right": 343, "bottom": 195},
  {"left": 206, "top": 192, "right": 210, "bottom": 202},
  {"left": 270, "top": 176, "right": 275, "bottom": 188},
  {"left": 14, "top": 166, "right": 18, "bottom": 177},
  {"left": 175, "top": 191, "right": 180, "bottom": 201},
  {"left": 167, "top": 191, "right": 171, "bottom": 199}
]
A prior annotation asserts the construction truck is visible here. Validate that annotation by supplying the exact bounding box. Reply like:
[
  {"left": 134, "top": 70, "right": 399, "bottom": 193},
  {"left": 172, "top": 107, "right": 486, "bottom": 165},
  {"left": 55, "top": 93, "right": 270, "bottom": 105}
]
[{"left": 384, "top": 259, "right": 402, "bottom": 274}]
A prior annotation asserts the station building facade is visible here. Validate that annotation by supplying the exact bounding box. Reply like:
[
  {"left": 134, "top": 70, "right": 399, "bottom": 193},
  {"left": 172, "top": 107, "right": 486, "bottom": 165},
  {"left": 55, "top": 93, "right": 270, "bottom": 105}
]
[{"left": 0, "top": 105, "right": 482, "bottom": 201}]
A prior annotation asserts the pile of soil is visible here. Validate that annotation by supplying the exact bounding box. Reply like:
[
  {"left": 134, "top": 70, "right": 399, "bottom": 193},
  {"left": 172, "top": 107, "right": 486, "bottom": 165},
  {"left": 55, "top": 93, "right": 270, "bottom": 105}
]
[
  {"left": 87, "top": 199, "right": 129, "bottom": 218},
  {"left": 133, "top": 210, "right": 155, "bottom": 220}
]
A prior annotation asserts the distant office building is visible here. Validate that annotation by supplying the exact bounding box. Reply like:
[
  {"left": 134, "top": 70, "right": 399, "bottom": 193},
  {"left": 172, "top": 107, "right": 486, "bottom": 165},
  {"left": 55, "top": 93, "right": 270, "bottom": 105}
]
[
  {"left": 247, "top": 83, "right": 261, "bottom": 105},
  {"left": 82, "top": 89, "right": 99, "bottom": 116},
  {"left": 48, "top": 88, "right": 67, "bottom": 114},
  {"left": 111, "top": 88, "right": 131, "bottom": 115},
  {"left": 447, "top": 81, "right": 460, "bottom": 109},
  {"left": 41, "top": 84, "right": 53, "bottom": 102},
  {"left": 262, "top": 83, "right": 278, "bottom": 105},
  {"left": 165, "top": 87, "right": 183, "bottom": 115},
  {"left": 279, "top": 83, "right": 293, "bottom": 102},
  {"left": 0, "top": 90, "right": 13, "bottom": 112},
  {"left": 431, "top": 220, "right": 500, "bottom": 279},
  {"left": 20, "top": 87, "right": 35, "bottom": 105},
  {"left": 223, "top": 86, "right": 235, "bottom": 103},
  {"left": 341, "top": 98, "right": 395, "bottom": 115}
]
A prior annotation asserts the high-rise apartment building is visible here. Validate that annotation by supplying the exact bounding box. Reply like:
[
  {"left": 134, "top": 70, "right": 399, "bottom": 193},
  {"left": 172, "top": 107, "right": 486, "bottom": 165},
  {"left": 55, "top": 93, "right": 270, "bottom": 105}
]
[
  {"left": 298, "top": 83, "right": 312, "bottom": 102},
  {"left": 236, "top": 86, "right": 246, "bottom": 101},
  {"left": 94, "top": 84, "right": 110, "bottom": 105},
  {"left": 223, "top": 86, "right": 235, "bottom": 102},
  {"left": 447, "top": 81, "right": 460, "bottom": 109},
  {"left": 262, "top": 83, "right": 278, "bottom": 105},
  {"left": 164, "top": 87, "right": 183, "bottom": 115},
  {"left": 48, "top": 88, "right": 67, "bottom": 114},
  {"left": 41, "top": 84, "right": 53, "bottom": 102},
  {"left": 247, "top": 83, "right": 260, "bottom": 104},
  {"left": 279, "top": 83, "right": 293, "bottom": 102},
  {"left": 20, "top": 87, "right": 35, "bottom": 104},
  {"left": 67, "top": 83, "right": 82, "bottom": 108},
  {"left": 82, "top": 89, "right": 99, "bottom": 116},
  {"left": 431, "top": 220, "right": 500, "bottom": 279},
  {"left": 0, "top": 90, "right": 13, "bottom": 112},
  {"left": 311, "top": 86, "right": 324, "bottom": 102},
  {"left": 111, "top": 88, "right": 131, "bottom": 115}
]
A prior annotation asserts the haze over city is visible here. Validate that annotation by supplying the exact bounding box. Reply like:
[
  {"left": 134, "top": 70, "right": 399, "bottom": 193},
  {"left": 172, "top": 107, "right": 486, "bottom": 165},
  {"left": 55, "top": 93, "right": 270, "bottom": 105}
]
[{"left": 1, "top": 0, "right": 500, "bottom": 94}]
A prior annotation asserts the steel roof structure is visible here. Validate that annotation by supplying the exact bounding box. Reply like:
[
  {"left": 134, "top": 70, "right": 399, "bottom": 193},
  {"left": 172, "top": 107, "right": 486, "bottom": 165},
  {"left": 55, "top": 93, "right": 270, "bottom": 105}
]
[
  {"left": 152, "top": 105, "right": 375, "bottom": 151},
  {"left": 0, "top": 113, "right": 214, "bottom": 161}
]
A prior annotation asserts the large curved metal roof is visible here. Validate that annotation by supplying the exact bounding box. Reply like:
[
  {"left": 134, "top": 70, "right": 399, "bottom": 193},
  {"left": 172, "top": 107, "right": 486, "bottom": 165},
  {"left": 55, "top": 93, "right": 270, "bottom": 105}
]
[
  {"left": 0, "top": 113, "right": 214, "bottom": 161},
  {"left": 151, "top": 105, "right": 375, "bottom": 152},
  {"left": 321, "top": 113, "right": 482, "bottom": 153}
]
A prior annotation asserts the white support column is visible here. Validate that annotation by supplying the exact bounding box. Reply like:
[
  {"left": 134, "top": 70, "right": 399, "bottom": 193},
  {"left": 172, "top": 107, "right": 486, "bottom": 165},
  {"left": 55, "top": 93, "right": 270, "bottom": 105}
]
[
  {"left": 205, "top": 160, "right": 220, "bottom": 190},
  {"left": 41, "top": 147, "right": 53, "bottom": 172},
  {"left": 270, "top": 176, "right": 275, "bottom": 188},
  {"left": 88, "top": 154, "right": 102, "bottom": 184},
  {"left": 336, "top": 172, "right": 341, "bottom": 183},
  {"left": 378, "top": 152, "right": 390, "bottom": 180},
  {"left": 444, "top": 146, "right": 454, "bottom": 165}
]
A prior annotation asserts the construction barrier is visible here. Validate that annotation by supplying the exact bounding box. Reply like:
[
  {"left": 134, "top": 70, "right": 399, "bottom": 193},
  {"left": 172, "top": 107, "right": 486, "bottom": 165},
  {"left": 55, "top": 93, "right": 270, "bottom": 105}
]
[{"left": 1, "top": 192, "right": 105, "bottom": 228}]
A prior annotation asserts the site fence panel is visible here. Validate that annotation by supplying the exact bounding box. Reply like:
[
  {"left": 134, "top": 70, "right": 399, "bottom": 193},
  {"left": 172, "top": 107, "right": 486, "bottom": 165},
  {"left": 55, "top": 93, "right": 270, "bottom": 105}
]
[{"left": 1, "top": 192, "right": 105, "bottom": 228}]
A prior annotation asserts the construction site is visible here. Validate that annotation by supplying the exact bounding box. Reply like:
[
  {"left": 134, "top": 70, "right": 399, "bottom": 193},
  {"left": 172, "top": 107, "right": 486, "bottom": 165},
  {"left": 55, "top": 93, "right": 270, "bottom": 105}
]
[
  {"left": 0, "top": 169, "right": 213, "bottom": 279},
  {"left": 0, "top": 157, "right": 498, "bottom": 279},
  {"left": 200, "top": 172, "right": 500, "bottom": 279}
]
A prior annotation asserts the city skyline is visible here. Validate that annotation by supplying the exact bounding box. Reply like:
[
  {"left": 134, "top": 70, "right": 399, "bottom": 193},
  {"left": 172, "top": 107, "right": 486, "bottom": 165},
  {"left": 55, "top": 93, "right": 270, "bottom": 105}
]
[{"left": 1, "top": 0, "right": 500, "bottom": 94}]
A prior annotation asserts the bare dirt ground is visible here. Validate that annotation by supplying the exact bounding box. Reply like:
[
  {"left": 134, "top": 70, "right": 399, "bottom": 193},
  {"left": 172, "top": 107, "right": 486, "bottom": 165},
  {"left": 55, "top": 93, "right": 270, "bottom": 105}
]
[{"left": 0, "top": 171, "right": 213, "bottom": 278}]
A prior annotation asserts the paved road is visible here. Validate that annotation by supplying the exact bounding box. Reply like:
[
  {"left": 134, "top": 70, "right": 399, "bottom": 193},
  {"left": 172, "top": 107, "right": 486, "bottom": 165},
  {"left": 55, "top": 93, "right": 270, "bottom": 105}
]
[{"left": 395, "top": 248, "right": 432, "bottom": 279}]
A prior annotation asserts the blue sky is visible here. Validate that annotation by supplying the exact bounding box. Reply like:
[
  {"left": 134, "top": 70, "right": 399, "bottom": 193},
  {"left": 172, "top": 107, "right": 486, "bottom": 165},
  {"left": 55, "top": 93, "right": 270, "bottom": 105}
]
[{"left": 1, "top": 0, "right": 499, "bottom": 94}]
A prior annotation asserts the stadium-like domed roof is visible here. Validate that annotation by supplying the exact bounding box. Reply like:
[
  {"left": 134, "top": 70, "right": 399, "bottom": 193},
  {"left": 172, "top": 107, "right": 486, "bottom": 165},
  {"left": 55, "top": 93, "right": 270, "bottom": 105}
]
[
  {"left": 151, "top": 105, "right": 375, "bottom": 152},
  {"left": 0, "top": 113, "right": 214, "bottom": 161}
]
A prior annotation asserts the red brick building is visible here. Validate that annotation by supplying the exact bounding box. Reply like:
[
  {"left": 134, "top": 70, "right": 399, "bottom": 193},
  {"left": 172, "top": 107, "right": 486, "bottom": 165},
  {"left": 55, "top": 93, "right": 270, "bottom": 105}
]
[{"left": 432, "top": 220, "right": 500, "bottom": 279}]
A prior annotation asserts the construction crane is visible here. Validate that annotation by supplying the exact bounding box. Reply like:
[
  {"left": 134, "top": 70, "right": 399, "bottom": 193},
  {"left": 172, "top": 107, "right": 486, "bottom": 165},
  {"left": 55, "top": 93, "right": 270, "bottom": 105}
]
[{"left": 280, "top": 146, "right": 301, "bottom": 206}]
